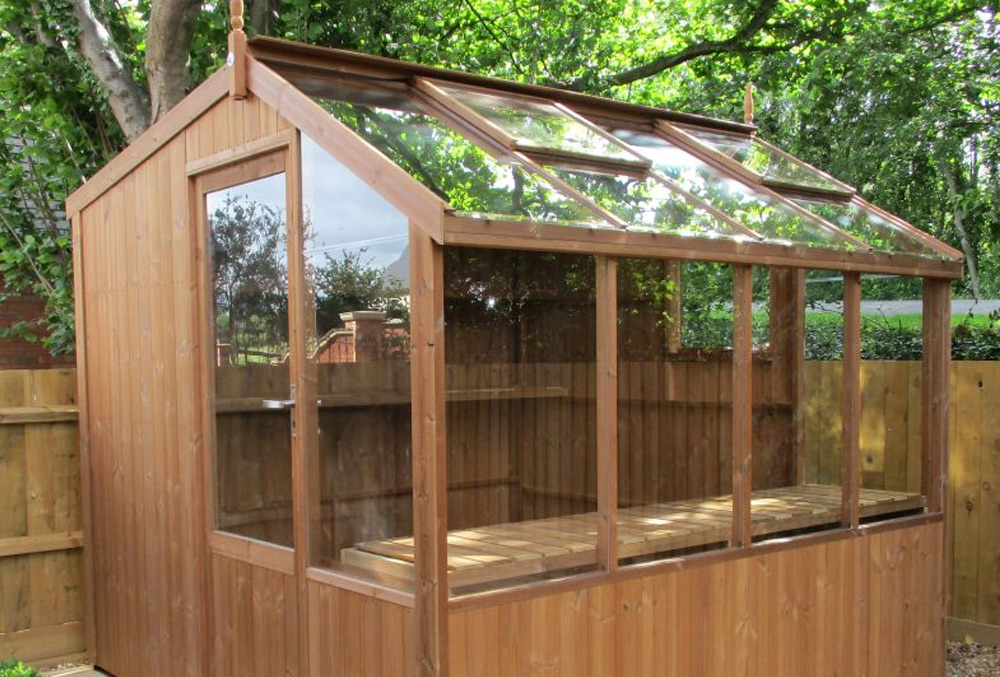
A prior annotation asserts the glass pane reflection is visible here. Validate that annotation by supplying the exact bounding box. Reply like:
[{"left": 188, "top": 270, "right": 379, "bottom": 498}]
[
  {"left": 301, "top": 134, "right": 414, "bottom": 588},
  {"left": 208, "top": 172, "right": 293, "bottom": 548},
  {"left": 548, "top": 166, "right": 745, "bottom": 238},
  {"left": 683, "top": 128, "right": 846, "bottom": 194},
  {"left": 439, "top": 84, "right": 637, "bottom": 162},
  {"left": 796, "top": 199, "right": 945, "bottom": 258},
  {"left": 313, "top": 98, "right": 610, "bottom": 227},
  {"left": 611, "top": 130, "right": 856, "bottom": 249}
]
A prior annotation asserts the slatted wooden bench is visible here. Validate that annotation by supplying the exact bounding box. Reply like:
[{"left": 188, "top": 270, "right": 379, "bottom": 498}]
[{"left": 340, "top": 485, "right": 925, "bottom": 589}]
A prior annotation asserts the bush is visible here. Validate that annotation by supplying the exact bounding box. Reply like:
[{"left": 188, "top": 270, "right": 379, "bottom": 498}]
[
  {"left": 0, "top": 660, "right": 39, "bottom": 677},
  {"left": 802, "top": 310, "right": 1000, "bottom": 361}
]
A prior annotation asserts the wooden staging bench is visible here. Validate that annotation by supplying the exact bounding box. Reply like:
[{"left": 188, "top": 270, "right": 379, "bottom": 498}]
[{"left": 340, "top": 485, "right": 924, "bottom": 589}]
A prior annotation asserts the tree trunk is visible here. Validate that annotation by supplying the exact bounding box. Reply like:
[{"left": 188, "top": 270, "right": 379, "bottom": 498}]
[
  {"left": 145, "top": 0, "right": 202, "bottom": 122},
  {"left": 68, "top": 0, "right": 150, "bottom": 140},
  {"left": 938, "top": 159, "right": 981, "bottom": 299}
]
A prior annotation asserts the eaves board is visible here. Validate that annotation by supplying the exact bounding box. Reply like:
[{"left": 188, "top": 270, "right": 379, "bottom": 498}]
[{"left": 442, "top": 215, "right": 965, "bottom": 279}]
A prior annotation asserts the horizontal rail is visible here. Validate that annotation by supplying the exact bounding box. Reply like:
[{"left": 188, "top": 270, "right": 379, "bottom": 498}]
[
  {"left": 0, "top": 406, "right": 79, "bottom": 425},
  {"left": 0, "top": 531, "right": 84, "bottom": 558}
]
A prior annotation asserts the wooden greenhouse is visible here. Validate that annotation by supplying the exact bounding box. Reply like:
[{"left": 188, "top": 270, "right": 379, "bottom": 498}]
[{"left": 67, "top": 13, "right": 962, "bottom": 677}]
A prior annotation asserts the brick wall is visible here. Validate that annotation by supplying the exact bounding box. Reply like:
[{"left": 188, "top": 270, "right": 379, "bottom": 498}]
[{"left": 0, "top": 280, "right": 74, "bottom": 369}]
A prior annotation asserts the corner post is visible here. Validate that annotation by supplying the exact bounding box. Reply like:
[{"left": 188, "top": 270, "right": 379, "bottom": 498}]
[
  {"left": 227, "top": 0, "right": 247, "bottom": 99},
  {"left": 922, "top": 278, "right": 951, "bottom": 513},
  {"left": 595, "top": 256, "right": 618, "bottom": 571},
  {"left": 410, "top": 224, "right": 448, "bottom": 676},
  {"left": 732, "top": 264, "right": 754, "bottom": 548}
]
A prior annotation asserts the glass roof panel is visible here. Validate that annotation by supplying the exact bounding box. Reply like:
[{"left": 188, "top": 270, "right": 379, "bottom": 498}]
[
  {"left": 795, "top": 198, "right": 947, "bottom": 259},
  {"left": 438, "top": 85, "right": 638, "bottom": 162},
  {"left": 547, "top": 166, "right": 746, "bottom": 239},
  {"left": 611, "top": 129, "right": 857, "bottom": 249},
  {"left": 682, "top": 128, "right": 848, "bottom": 193},
  {"left": 312, "top": 97, "right": 613, "bottom": 228}
]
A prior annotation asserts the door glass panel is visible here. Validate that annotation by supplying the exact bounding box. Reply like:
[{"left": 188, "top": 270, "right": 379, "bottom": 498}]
[
  {"left": 208, "top": 172, "right": 293, "bottom": 547},
  {"left": 300, "top": 134, "right": 414, "bottom": 587}
]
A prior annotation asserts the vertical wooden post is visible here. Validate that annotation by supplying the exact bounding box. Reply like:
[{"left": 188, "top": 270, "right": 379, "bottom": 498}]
[
  {"left": 410, "top": 224, "right": 448, "bottom": 677},
  {"left": 285, "top": 134, "right": 315, "bottom": 676},
  {"left": 227, "top": 0, "right": 247, "bottom": 99},
  {"left": 70, "top": 213, "right": 98, "bottom": 661},
  {"left": 732, "top": 264, "right": 753, "bottom": 548},
  {"left": 595, "top": 256, "right": 618, "bottom": 571},
  {"left": 922, "top": 278, "right": 951, "bottom": 513},
  {"left": 841, "top": 272, "right": 862, "bottom": 529},
  {"left": 665, "top": 259, "right": 682, "bottom": 354},
  {"left": 769, "top": 268, "right": 806, "bottom": 483}
]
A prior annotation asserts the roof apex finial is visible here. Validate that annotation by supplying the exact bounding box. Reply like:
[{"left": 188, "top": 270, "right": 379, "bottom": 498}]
[
  {"left": 230, "top": 0, "right": 245, "bottom": 33},
  {"left": 227, "top": 0, "right": 247, "bottom": 99},
  {"left": 744, "top": 82, "right": 757, "bottom": 127}
]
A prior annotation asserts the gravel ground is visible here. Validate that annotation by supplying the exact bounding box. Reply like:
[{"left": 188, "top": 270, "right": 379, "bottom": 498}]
[{"left": 948, "top": 641, "right": 1000, "bottom": 676}]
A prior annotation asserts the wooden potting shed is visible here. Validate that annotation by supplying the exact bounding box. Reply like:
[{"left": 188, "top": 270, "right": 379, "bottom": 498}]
[{"left": 67, "top": 11, "right": 962, "bottom": 677}]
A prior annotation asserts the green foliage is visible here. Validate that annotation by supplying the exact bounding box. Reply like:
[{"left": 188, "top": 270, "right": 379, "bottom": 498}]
[
  {"left": 314, "top": 249, "right": 409, "bottom": 331},
  {"left": 800, "top": 311, "right": 1000, "bottom": 360},
  {"left": 3, "top": 0, "right": 997, "bottom": 357},
  {"left": 0, "top": 659, "right": 39, "bottom": 677}
]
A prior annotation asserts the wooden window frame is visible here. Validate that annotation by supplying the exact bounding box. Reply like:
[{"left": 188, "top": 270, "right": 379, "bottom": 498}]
[{"left": 190, "top": 136, "right": 296, "bottom": 560}]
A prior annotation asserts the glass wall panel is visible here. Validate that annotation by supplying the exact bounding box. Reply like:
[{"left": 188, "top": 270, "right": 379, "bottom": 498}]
[
  {"left": 796, "top": 198, "right": 944, "bottom": 258},
  {"left": 438, "top": 84, "right": 637, "bottom": 162},
  {"left": 445, "top": 248, "right": 598, "bottom": 594},
  {"left": 310, "top": 96, "right": 609, "bottom": 227},
  {"left": 548, "top": 167, "right": 745, "bottom": 238},
  {"left": 617, "top": 258, "right": 733, "bottom": 563},
  {"left": 609, "top": 129, "right": 857, "bottom": 249},
  {"left": 751, "top": 267, "right": 843, "bottom": 542},
  {"left": 300, "top": 135, "right": 414, "bottom": 585},
  {"left": 679, "top": 127, "right": 847, "bottom": 193},
  {"left": 208, "top": 172, "right": 293, "bottom": 547},
  {"left": 859, "top": 275, "right": 926, "bottom": 521}
]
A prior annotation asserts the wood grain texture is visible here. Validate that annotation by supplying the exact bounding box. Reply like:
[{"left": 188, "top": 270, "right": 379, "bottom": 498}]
[
  {"left": 447, "top": 521, "right": 943, "bottom": 677},
  {"left": 76, "top": 92, "right": 289, "bottom": 676},
  {"left": 308, "top": 580, "right": 415, "bottom": 677},
  {"left": 0, "top": 370, "right": 83, "bottom": 666},
  {"left": 211, "top": 552, "right": 299, "bottom": 677}
]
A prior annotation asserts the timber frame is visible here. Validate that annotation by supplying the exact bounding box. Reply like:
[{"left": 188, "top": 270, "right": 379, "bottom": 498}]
[{"left": 66, "top": 38, "right": 959, "bottom": 677}]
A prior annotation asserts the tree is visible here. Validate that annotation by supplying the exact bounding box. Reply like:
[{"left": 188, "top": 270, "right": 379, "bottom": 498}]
[{"left": 1, "top": 0, "right": 996, "bottom": 355}]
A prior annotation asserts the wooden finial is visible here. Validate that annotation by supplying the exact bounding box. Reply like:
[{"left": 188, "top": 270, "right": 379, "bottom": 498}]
[
  {"left": 744, "top": 82, "right": 756, "bottom": 127},
  {"left": 230, "top": 0, "right": 245, "bottom": 32},
  {"left": 228, "top": 0, "right": 247, "bottom": 99}
]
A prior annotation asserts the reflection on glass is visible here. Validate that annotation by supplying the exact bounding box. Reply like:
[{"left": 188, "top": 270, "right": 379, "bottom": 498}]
[
  {"left": 311, "top": 96, "right": 609, "bottom": 227},
  {"left": 208, "top": 172, "right": 293, "bottom": 548},
  {"left": 548, "top": 167, "right": 745, "bottom": 238},
  {"left": 439, "top": 84, "right": 637, "bottom": 162},
  {"left": 860, "top": 275, "right": 926, "bottom": 520},
  {"left": 796, "top": 199, "right": 944, "bottom": 258},
  {"left": 682, "top": 128, "right": 847, "bottom": 193},
  {"left": 611, "top": 130, "right": 856, "bottom": 249},
  {"left": 751, "top": 267, "right": 842, "bottom": 542},
  {"left": 301, "top": 135, "right": 414, "bottom": 587},
  {"left": 445, "top": 248, "right": 598, "bottom": 595},
  {"left": 617, "top": 258, "right": 733, "bottom": 563}
]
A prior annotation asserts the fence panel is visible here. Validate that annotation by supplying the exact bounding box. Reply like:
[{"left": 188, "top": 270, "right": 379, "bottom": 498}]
[{"left": 0, "top": 368, "right": 84, "bottom": 664}]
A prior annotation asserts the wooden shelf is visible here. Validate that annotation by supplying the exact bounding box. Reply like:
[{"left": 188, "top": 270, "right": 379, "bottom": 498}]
[
  {"left": 215, "top": 385, "right": 568, "bottom": 412},
  {"left": 340, "top": 485, "right": 925, "bottom": 589}
]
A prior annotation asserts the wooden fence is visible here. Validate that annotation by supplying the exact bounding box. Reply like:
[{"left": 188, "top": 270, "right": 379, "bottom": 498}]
[
  {"left": 0, "top": 368, "right": 84, "bottom": 665},
  {"left": 804, "top": 360, "right": 1000, "bottom": 641},
  {"left": 1, "top": 362, "right": 999, "bottom": 666}
]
